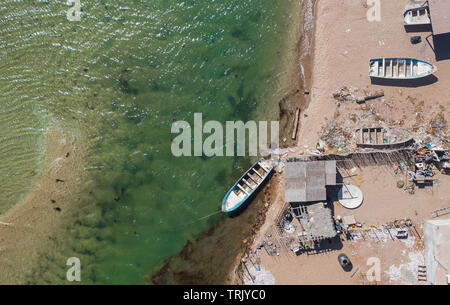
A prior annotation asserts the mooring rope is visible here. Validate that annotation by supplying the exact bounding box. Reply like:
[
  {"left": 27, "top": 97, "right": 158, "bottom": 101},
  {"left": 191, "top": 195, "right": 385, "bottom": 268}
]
[
  {"left": 159, "top": 210, "right": 222, "bottom": 233},
  {"left": 180, "top": 210, "right": 221, "bottom": 226}
]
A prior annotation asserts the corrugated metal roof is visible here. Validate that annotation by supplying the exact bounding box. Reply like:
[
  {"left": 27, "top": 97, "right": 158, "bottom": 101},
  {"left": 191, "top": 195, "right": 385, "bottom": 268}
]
[
  {"left": 285, "top": 162, "right": 307, "bottom": 202},
  {"left": 325, "top": 160, "right": 337, "bottom": 185},
  {"left": 285, "top": 160, "right": 336, "bottom": 203},
  {"left": 429, "top": 0, "right": 450, "bottom": 35}
]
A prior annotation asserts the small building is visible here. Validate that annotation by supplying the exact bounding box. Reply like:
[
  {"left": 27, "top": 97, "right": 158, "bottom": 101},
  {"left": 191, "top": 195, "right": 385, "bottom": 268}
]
[
  {"left": 284, "top": 160, "right": 338, "bottom": 243},
  {"left": 427, "top": 0, "right": 450, "bottom": 61},
  {"left": 428, "top": 0, "right": 450, "bottom": 61},
  {"left": 285, "top": 160, "right": 336, "bottom": 203},
  {"left": 428, "top": 0, "right": 450, "bottom": 36},
  {"left": 425, "top": 219, "right": 450, "bottom": 285}
]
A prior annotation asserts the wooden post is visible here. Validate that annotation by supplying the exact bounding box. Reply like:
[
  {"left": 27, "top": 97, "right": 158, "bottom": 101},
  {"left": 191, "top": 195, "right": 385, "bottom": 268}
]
[
  {"left": 291, "top": 108, "right": 300, "bottom": 140},
  {"left": 351, "top": 267, "right": 360, "bottom": 278},
  {"left": 386, "top": 227, "right": 394, "bottom": 241},
  {"left": 242, "top": 262, "right": 254, "bottom": 283},
  {"left": 413, "top": 225, "right": 421, "bottom": 240}
]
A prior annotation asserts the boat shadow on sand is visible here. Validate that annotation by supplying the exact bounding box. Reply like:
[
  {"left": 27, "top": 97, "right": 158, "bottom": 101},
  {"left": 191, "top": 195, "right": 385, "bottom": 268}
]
[
  {"left": 404, "top": 24, "right": 432, "bottom": 33},
  {"left": 370, "top": 74, "right": 438, "bottom": 88}
]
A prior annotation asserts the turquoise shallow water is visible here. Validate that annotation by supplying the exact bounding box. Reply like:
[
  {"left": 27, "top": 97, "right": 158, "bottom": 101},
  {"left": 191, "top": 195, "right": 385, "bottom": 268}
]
[{"left": 0, "top": 0, "right": 301, "bottom": 283}]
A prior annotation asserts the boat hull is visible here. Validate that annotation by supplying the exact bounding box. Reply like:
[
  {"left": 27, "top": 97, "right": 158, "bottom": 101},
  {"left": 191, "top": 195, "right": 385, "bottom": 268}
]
[
  {"left": 369, "top": 58, "right": 437, "bottom": 80},
  {"left": 221, "top": 159, "right": 273, "bottom": 215},
  {"left": 355, "top": 127, "right": 414, "bottom": 149}
]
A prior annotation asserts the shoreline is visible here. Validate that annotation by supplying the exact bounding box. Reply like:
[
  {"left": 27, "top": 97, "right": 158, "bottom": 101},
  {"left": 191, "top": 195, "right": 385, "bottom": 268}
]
[
  {"left": 148, "top": 0, "right": 314, "bottom": 285},
  {"left": 277, "top": 0, "right": 316, "bottom": 148},
  {"left": 0, "top": 125, "right": 88, "bottom": 283},
  {"left": 228, "top": 0, "right": 317, "bottom": 284}
]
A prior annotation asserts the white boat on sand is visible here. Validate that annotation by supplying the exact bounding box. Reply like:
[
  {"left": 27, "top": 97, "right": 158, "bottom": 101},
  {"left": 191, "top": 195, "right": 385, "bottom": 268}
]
[
  {"left": 404, "top": 6, "right": 431, "bottom": 26},
  {"left": 369, "top": 58, "right": 437, "bottom": 80},
  {"left": 355, "top": 127, "right": 414, "bottom": 149}
]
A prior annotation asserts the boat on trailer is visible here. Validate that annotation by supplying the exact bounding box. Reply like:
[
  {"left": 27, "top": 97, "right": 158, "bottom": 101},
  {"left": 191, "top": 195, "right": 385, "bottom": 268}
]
[
  {"left": 222, "top": 159, "right": 273, "bottom": 214},
  {"left": 403, "top": 6, "right": 430, "bottom": 26},
  {"left": 369, "top": 58, "right": 437, "bottom": 80}
]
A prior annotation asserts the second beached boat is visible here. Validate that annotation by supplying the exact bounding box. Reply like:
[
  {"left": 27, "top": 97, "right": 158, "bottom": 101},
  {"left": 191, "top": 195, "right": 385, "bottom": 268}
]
[
  {"left": 355, "top": 127, "right": 414, "bottom": 149},
  {"left": 369, "top": 58, "right": 437, "bottom": 79},
  {"left": 222, "top": 158, "right": 273, "bottom": 214}
]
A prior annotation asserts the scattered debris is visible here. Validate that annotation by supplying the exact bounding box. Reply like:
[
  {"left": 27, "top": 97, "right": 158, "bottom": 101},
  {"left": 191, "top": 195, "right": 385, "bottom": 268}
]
[
  {"left": 321, "top": 86, "right": 449, "bottom": 154},
  {"left": 331, "top": 87, "right": 384, "bottom": 104},
  {"left": 243, "top": 264, "right": 275, "bottom": 285},
  {"left": 385, "top": 251, "right": 424, "bottom": 284}
]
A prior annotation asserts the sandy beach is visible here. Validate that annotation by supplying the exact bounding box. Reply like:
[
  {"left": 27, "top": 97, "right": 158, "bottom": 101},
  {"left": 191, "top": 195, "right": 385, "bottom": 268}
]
[
  {"left": 298, "top": 0, "right": 450, "bottom": 152},
  {"left": 234, "top": 0, "right": 450, "bottom": 285},
  {"left": 0, "top": 127, "right": 88, "bottom": 283}
]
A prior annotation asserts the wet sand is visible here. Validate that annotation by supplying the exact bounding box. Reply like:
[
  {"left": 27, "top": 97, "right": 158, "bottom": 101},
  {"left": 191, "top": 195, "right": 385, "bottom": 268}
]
[
  {"left": 148, "top": 187, "right": 271, "bottom": 284},
  {"left": 277, "top": 0, "right": 315, "bottom": 147},
  {"left": 239, "top": 0, "right": 450, "bottom": 285},
  {"left": 0, "top": 126, "right": 88, "bottom": 284}
]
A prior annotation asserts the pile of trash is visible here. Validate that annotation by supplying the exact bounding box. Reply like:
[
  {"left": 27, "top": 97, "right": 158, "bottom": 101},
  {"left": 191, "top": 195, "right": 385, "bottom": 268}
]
[
  {"left": 413, "top": 113, "right": 449, "bottom": 149},
  {"left": 318, "top": 119, "right": 353, "bottom": 152},
  {"left": 319, "top": 86, "right": 449, "bottom": 154},
  {"left": 318, "top": 87, "right": 391, "bottom": 152},
  {"left": 331, "top": 87, "right": 355, "bottom": 102}
]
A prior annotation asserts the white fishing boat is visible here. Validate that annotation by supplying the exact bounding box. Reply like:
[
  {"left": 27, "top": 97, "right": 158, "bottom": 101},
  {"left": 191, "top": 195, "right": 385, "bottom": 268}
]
[
  {"left": 403, "top": 6, "right": 431, "bottom": 26},
  {"left": 221, "top": 159, "right": 273, "bottom": 214},
  {"left": 369, "top": 58, "right": 437, "bottom": 80}
]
